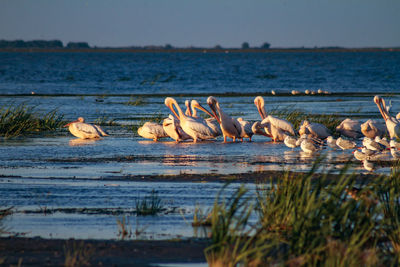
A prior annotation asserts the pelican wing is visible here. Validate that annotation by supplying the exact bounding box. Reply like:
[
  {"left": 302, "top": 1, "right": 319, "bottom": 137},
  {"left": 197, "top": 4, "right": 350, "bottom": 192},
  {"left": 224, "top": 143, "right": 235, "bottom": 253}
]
[
  {"left": 184, "top": 118, "right": 216, "bottom": 139},
  {"left": 93, "top": 125, "right": 109, "bottom": 136},
  {"left": 267, "top": 115, "right": 295, "bottom": 136},
  {"left": 75, "top": 122, "right": 101, "bottom": 136},
  {"left": 308, "top": 123, "right": 330, "bottom": 139},
  {"left": 141, "top": 122, "right": 168, "bottom": 138}
]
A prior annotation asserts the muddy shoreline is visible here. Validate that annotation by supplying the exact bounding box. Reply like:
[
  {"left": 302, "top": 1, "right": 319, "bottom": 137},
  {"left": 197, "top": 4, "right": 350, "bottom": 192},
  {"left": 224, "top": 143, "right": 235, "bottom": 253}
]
[
  {"left": 0, "top": 237, "right": 209, "bottom": 266},
  {"left": 1, "top": 169, "right": 381, "bottom": 183}
]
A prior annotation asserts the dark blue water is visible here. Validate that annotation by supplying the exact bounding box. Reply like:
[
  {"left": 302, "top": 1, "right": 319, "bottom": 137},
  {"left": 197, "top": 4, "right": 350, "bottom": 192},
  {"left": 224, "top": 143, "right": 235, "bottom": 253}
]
[{"left": 0, "top": 52, "right": 399, "bottom": 95}]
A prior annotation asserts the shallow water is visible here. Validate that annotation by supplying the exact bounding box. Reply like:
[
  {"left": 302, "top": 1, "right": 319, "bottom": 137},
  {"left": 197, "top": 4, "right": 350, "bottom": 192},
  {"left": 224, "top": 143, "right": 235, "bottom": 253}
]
[{"left": 1, "top": 52, "right": 400, "bottom": 240}]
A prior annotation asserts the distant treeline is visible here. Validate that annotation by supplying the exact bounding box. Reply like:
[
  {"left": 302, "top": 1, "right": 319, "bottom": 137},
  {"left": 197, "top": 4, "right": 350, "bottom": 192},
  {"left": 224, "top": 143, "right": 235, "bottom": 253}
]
[
  {"left": 0, "top": 40, "right": 90, "bottom": 49},
  {"left": 0, "top": 39, "right": 273, "bottom": 50}
]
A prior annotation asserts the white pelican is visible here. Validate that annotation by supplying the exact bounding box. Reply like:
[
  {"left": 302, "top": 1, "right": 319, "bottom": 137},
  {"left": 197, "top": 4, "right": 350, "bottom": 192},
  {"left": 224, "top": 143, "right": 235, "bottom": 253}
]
[
  {"left": 162, "top": 114, "right": 191, "bottom": 142},
  {"left": 336, "top": 137, "right": 356, "bottom": 150},
  {"left": 138, "top": 122, "right": 168, "bottom": 141},
  {"left": 207, "top": 96, "right": 241, "bottom": 143},
  {"left": 336, "top": 118, "right": 362, "bottom": 139},
  {"left": 252, "top": 120, "right": 288, "bottom": 142},
  {"left": 254, "top": 96, "right": 295, "bottom": 142},
  {"left": 64, "top": 117, "right": 109, "bottom": 139},
  {"left": 298, "top": 120, "right": 330, "bottom": 139},
  {"left": 360, "top": 119, "right": 387, "bottom": 139},
  {"left": 185, "top": 100, "right": 192, "bottom": 116},
  {"left": 190, "top": 100, "right": 222, "bottom": 136},
  {"left": 374, "top": 95, "right": 400, "bottom": 140},
  {"left": 165, "top": 97, "right": 217, "bottom": 143},
  {"left": 236, "top": 117, "right": 253, "bottom": 141}
]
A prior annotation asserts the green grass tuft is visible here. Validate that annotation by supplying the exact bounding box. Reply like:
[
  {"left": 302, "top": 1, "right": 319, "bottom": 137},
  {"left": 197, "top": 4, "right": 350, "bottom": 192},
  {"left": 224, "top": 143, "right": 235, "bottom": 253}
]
[
  {"left": 0, "top": 103, "right": 64, "bottom": 138},
  {"left": 135, "top": 189, "right": 163, "bottom": 216}
]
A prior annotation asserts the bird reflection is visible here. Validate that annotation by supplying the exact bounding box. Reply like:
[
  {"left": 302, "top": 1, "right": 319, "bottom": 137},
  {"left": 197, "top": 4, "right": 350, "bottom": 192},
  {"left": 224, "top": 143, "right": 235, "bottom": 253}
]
[{"left": 69, "top": 138, "right": 97, "bottom": 146}]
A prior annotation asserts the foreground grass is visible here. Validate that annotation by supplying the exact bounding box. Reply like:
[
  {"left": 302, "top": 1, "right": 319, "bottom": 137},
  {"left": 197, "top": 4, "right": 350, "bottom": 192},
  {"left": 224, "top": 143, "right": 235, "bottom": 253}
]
[
  {"left": 204, "top": 161, "right": 400, "bottom": 266},
  {"left": 0, "top": 103, "right": 64, "bottom": 138}
]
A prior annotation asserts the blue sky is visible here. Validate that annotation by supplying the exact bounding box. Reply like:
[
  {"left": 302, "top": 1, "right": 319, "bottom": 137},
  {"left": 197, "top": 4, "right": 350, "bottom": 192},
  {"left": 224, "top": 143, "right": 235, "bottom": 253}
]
[{"left": 0, "top": 0, "right": 399, "bottom": 48}]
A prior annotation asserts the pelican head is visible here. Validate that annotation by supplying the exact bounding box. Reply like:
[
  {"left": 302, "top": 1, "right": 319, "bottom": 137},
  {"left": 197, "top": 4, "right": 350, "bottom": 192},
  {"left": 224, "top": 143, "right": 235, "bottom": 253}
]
[
  {"left": 374, "top": 95, "right": 388, "bottom": 121},
  {"left": 207, "top": 96, "right": 221, "bottom": 123},
  {"left": 254, "top": 96, "right": 267, "bottom": 119},
  {"left": 64, "top": 117, "right": 85, "bottom": 127},
  {"left": 191, "top": 100, "right": 215, "bottom": 119},
  {"left": 164, "top": 97, "right": 180, "bottom": 119},
  {"left": 184, "top": 100, "right": 192, "bottom": 116}
]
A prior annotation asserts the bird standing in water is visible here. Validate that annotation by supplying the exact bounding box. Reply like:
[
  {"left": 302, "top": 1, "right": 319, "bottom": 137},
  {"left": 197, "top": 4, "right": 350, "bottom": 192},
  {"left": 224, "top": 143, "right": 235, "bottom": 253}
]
[{"left": 64, "top": 117, "right": 109, "bottom": 139}]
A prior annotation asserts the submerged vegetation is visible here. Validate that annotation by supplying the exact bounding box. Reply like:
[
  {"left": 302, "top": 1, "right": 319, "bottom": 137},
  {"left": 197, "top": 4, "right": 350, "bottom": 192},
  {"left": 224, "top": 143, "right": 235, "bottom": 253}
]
[
  {"left": 0, "top": 103, "right": 64, "bottom": 138},
  {"left": 135, "top": 189, "right": 164, "bottom": 216},
  {"left": 125, "top": 96, "right": 147, "bottom": 106},
  {"left": 204, "top": 162, "right": 400, "bottom": 266}
]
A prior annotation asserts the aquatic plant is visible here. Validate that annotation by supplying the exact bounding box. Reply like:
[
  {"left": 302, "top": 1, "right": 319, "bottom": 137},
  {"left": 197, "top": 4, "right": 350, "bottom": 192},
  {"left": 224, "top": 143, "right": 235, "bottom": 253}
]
[
  {"left": 269, "top": 107, "right": 342, "bottom": 133},
  {"left": 116, "top": 216, "right": 132, "bottom": 240},
  {"left": 125, "top": 96, "right": 147, "bottom": 106},
  {"left": 63, "top": 240, "right": 94, "bottom": 267},
  {"left": 0, "top": 206, "right": 13, "bottom": 236},
  {"left": 0, "top": 103, "right": 64, "bottom": 138},
  {"left": 204, "top": 160, "right": 400, "bottom": 266},
  {"left": 135, "top": 189, "right": 163, "bottom": 216},
  {"left": 192, "top": 205, "right": 213, "bottom": 227},
  {"left": 93, "top": 116, "right": 118, "bottom": 126}
]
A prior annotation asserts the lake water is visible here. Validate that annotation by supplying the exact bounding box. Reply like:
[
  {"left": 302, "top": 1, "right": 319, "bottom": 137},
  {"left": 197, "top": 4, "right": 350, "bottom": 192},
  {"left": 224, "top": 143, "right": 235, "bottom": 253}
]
[{"left": 0, "top": 51, "right": 399, "bottom": 239}]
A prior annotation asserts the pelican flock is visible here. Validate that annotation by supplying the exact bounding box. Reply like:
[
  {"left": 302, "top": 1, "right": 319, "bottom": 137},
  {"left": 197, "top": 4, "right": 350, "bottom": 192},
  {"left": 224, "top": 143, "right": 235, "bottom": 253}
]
[{"left": 65, "top": 95, "right": 400, "bottom": 173}]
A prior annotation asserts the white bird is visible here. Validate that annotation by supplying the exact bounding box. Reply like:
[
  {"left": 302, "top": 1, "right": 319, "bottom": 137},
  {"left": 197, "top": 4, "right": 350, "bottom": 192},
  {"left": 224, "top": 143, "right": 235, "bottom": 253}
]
[
  {"left": 165, "top": 97, "right": 217, "bottom": 143},
  {"left": 298, "top": 120, "right": 330, "bottom": 139},
  {"left": 284, "top": 135, "right": 298, "bottom": 148},
  {"left": 64, "top": 117, "right": 109, "bottom": 139},
  {"left": 360, "top": 119, "right": 387, "bottom": 139},
  {"left": 353, "top": 149, "right": 367, "bottom": 161},
  {"left": 361, "top": 147, "right": 377, "bottom": 157},
  {"left": 336, "top": 137, "right": 356, "bottom": 150},
  {"left": 326, "top": 136, "right": 338, "bottom": 149},
  {"left": 137, "top": 121, "right": 168, "bottom": 141},
  {"left": 362, "top": 137, "right": 386, "bottom": 152},
  {"left": 162, "top": 114, "right": 191, "bottom": 142},
  {"left": 390, "top": 146, "right": 400, "bottom": 159},
  {"left": 375, "top": 136, "right": 390, "bottom": 148},
  {"left": 207, "top": 96, "right": 241, "bottom": 143},
  {"left": 305, "top": 90, "right": 310, "bottom": 95},
  {"left": 254, "top": 96, "right": 295, "bottom": 142},
  {"left": 291, "top": 90, "right": 300, "bottom": 95},
  {"left": 390, "top": 139, "right": 400, "bottom": 150},
  {"left": 236, "top": 118, "right": 254, "bottom": 141},
  {"left": 374, "top": 95, "right": 400, "bottom": 140},
  {"left": 190, "top": 100, "right": 222, "bottom": 136},
  {"left": 271, "top": 90, "right": 276, "bottom": 95},
  {"left": 336, "top": 118, "right": 363, "bottom": 139},
  {"left": 300, "top": 139, "right": 319, "bottom": 154},
  {"left": 363, "top": 160, "right": 375, "bottom": 172}
]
